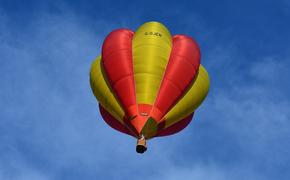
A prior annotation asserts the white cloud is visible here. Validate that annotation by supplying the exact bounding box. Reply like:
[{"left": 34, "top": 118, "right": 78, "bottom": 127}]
[{"left": 152, "top": 163, "right": 265, "bottom": 180}]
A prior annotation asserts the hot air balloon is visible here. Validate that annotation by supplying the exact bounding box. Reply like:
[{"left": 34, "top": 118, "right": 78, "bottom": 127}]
[{"left": 90, "top": 22, "right": 209, "bottom": 153}]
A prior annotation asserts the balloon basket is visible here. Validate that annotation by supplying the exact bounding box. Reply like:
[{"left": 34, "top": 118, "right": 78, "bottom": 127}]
[{"left": 136, "top": 136, "right": 147, "bottom": 154}]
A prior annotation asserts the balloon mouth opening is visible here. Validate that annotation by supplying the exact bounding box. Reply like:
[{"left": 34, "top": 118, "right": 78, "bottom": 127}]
[{"left": 136, "top": 144, "right": 147, "bottom": 153}]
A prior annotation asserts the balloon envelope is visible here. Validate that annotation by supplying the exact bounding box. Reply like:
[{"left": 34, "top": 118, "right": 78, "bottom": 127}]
[{"left": 90, "top": 21, "right": 210, "bottom": 141}]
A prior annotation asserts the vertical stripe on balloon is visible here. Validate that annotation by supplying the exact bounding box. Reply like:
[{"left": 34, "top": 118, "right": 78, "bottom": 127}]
[
  {"left": 101, "top": 29, "right": 138, "bottom": 118},
  {"left": 151, "top": 35, "right": 201, "bottom": 122},
  {"left": 90, "top": 56, "right": 125, "bottom": 123}
]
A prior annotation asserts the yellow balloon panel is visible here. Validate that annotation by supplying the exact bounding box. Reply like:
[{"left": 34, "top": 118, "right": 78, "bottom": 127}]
[
  {"left": 132, "top": 22, "right": 172, "bottom": 104},
  {"left": 164, "top": 65, "right": 210, "bottom": 128},
  {"left": 90, "top": 56, "right": 125, "bottom": 122}
]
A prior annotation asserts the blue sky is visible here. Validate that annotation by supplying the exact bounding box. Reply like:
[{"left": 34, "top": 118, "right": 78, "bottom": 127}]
[{"left": 1, "top": 0, "right": 290, "bottom": 179}]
